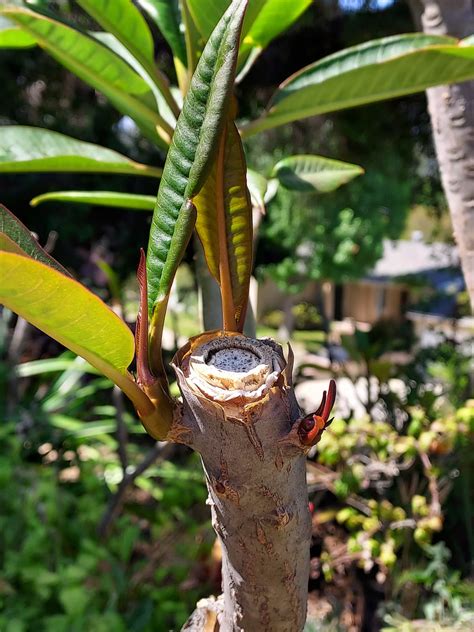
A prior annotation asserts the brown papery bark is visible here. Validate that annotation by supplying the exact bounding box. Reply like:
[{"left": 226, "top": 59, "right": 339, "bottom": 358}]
[{"left": 171, "top": 331, "right": 311, "bottom": 632}]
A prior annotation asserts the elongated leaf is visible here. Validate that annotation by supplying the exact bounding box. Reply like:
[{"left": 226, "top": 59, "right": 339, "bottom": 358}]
[
  {"left": 0, "top": 126, "right": 162, "bottom": 176},
  {"left": 238, "top": 0, "right": 311, "bottom": 75},
  {"left": 2, "top": 7, "right": 165, "bottom": 144},
  {"left": 77, "top": 0, "right": 154, "bottom": 66},
  {"left": 0, "top": 251, "right": 153, "bottom": 416},
  {"left": 78, "top": 0, "right": 179, "bottom": 123},
  {"left": 137, "top": 0, "right": 186, "bottom": 66},
  {"left": 2, "top": 7, "right": 148, "bottom": 93},
  {"left": 0, "top": 204, "right": 70, "bottom": 274},
  {"left": 91, "top": 31, "right": 176, "bottom": 133},
  {"left": 272, "top": 155, "right": 364, "bottom": 193},
  {"left": 194, "top": 122, "right": 252, "bottom": 330},
  {"left": 31, "top": 191, "right": 156, "bottom": 210},
  {"left": 16, "top": 356, "right": 100, "bottom": 378},
  {"left": 146, "top": 0, "right": 247, "bottom": 314},
  {"left": 0, "top": 15, "right": 36, "bottom": 47},
  {"left": 241, "top": 34, "right": 474, "bottom": 135}
]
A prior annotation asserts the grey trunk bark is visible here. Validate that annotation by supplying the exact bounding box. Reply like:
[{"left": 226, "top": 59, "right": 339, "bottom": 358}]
[
  {"left": 411, "top": 0, "right": 474, "bottom": 310},
  {"left": 278, "top": 295, "right": 296, "bottom": 340},
  {"left": 172, "top": 332, "right": 311, "bottom": 632}
]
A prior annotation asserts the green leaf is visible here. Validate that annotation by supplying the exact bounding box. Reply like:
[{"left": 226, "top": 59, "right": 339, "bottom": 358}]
[
  {"left": 185, "top": 0, "right": 264, "bottom": 43},
  {"left": 91, "top": 31, "right": 176, "bottom": 132},
  {"left": 16, "top": 355, "right": 100, "bottom": 378},
  {"left": 2, "top": 7, "right": 148, "bottom": 93},
  {"left": 272, "top": 155, "right": 364, "bottom": 193},
  {"left": 30, "top": 191, "right": 156, "bottom": 210},
  {"left": 78, "top": 0, "right": 180, "bottom": 122},
  {"left": 247, "top": 168, "right": 267, "bottom": 212},
  {"left": 186, "top": 0, "right": 310, "bottom": 72},
  {"left": 50, "top": 415, "right": 117, "bottom": 438},
  {"left": 0, "top": 126, "right": 162, "bottom": 176},
  {"left": 0, "top": 204, "right": 70, "bottom": 274},
  {"left": 137, "top": 0, "right": 186, "bottom": 66},
  {"left": 77, "top": 0, "right": 155, "bottom": 66},
  {"left": 241, "top": 34, "right": 474, "bottom": 135},
  {"left": 1, "top": 6, "right": 166, "bottom": 144},
  {"left": 185, "top": 0, "right": 229, "bottom": 43},
  {"left": 0, "top": 15, "right": 36, "bottom": 47},
  {"left": 194, "top": 122, "right": 253, "bottom": 330},
  {"left": 238, "top": 0, "right": 311, "bottom": 75},
  {"left": 146, "top": 0, "right": 247, "bottom": 314},
  {"left": 0, "top": 251, "right": 153, "bottom": 416}
]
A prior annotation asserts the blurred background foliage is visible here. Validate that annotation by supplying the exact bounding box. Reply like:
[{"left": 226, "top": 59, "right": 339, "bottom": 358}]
[{"left": 1, "top": 0, "right": 473, "bottom": 631}]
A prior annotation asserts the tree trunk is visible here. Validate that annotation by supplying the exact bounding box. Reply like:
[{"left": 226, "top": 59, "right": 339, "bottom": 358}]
[
  {"left": 410, "top": 0, "right": 474, "bottom": 311},
  {"left": 171, "top": 331, "right": 312, "bottom": 632},
  {"left": 278, "top": 295, "right": 296, "bottom": 340}
]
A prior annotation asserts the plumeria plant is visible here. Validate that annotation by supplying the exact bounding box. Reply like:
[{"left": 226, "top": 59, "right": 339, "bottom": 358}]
[{"left": 3, "top": 0, "right": 474, "bottom": 629}]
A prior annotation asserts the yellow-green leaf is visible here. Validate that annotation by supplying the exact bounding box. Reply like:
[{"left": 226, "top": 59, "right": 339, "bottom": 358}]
[
  {"left": 0, "top": 204, "right": 70, "bottom": 274},
  {"left": 30, "top": 191, "right": 156, "bottom": 210},
  {"left": 194, "top": 122, "right": 252, "bottom": 331},
  {"left": 0, "top": 252, "right": 153, "bottom": 416},
  {"left": 0, "top": 15, "right": 36, "bottom": 47}
]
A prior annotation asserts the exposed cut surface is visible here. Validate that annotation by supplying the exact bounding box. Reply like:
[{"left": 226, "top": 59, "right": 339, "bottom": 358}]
[
  {"left": 208, "top": 347, "right": 260, "bottom": 372},
  {"left": 183, "top": 335, "right": 283, "bottom": 402}
]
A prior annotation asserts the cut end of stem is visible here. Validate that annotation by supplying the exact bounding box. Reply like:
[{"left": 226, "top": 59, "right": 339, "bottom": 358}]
[{"left": 173, "top": 332, "right": 287, "bottom": 408}]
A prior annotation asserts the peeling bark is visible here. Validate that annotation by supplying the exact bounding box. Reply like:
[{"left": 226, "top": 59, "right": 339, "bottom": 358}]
[
  {"left": 411, "top": 0, "right": 474, "bottom": 310},
  {"left": 172, "top": 332, "right": 311, "bottom": 632}
]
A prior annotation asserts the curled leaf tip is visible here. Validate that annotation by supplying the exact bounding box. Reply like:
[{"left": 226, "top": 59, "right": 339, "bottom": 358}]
[{"left": 298, "top": 379, "right": 336, "bottom": 447}]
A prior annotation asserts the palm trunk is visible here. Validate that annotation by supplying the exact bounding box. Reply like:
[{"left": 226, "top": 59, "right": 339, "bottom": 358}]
[
  {"left": 410, "top": 0, "right": 474, "bottom": 311},
  {"left": 172, "top": 332, "right": 311, "bottom": 632}
]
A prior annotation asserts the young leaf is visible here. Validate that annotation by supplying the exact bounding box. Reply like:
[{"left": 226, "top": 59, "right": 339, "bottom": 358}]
[
  {"left": 0, "top": 126, "right": 162, "bottom": 176},
  {"left": 1, "top": 7, "right": 166, "bottom": 144},
  {"left": 272, "top": 155, "right": 364, "bottom": 193},
  {"left": 31, "top": 191, "right": 156, "bottom": 211},
  {"left": 194, "top": 122, "right": 253, "bottom": 331},
  {"left": 146, "top": 0, "right": 247, "bottom": 313},
  {"left": 0, "top": 204, "right": 70, "bottom": 275},
  {"left": 241, "top": 34, "right": 474, "bottom": 135},
  {"left": 0, "top": 251, "right": 154, "bottom": 417}
]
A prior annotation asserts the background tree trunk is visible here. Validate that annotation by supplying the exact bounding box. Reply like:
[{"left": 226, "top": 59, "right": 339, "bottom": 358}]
[{"left": 409, "top": 0, "right": 474, "bottom": 311}]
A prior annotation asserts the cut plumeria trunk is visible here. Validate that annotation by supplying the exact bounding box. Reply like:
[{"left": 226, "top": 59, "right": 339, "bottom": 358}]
[{"left": 171, "top": 331, "right": 335, "bottom": 632}]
